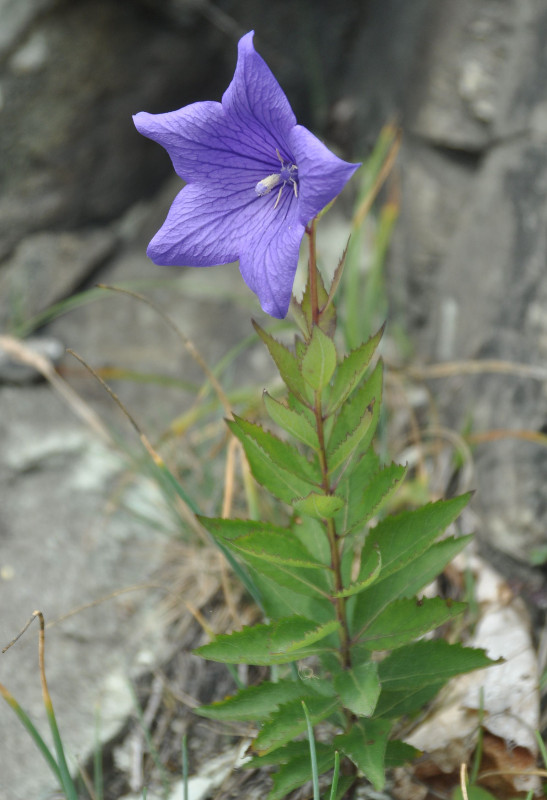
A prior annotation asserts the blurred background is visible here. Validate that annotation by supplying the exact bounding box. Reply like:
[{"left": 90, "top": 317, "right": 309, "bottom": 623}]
[{"left": 1, "top": 0, "right": 547, "bottom": 797}]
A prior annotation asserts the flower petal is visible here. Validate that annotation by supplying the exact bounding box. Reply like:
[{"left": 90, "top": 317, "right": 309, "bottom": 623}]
[
  {"left": 134, "top": 104, "right": 276, "bottom": 184},
  {"left": 239, "top": 195, "right": 305, "bottom": 319},
  {"left": 222, "top": 31, "right": 296, "bottom": 160},
  {"left": 289, "top": 125, "right": 360, "bottom": 223}
]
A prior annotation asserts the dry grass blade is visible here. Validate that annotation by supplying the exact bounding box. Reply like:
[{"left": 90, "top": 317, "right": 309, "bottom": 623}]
[
  {"left": 352, "top": 125, "right": 402, "bottom": 229},
  {"left": 404, "top": 359, "right": 547, "bottom": 382},
  {"left": 0, "top": 335, "right": 110, "bottom": 442}
]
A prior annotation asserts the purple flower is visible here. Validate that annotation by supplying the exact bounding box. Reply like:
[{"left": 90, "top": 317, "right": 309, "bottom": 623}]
[{"left": 133, "top": 31, "right": 359, "bottom": 318}]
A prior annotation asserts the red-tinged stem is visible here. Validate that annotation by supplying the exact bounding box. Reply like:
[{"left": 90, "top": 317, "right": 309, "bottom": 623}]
[
  {"left": 307, "top": 220, "right": 352, "bottom": 672},
  {"left": 306, "top": 217, "right": 320, "bottom": 326}
]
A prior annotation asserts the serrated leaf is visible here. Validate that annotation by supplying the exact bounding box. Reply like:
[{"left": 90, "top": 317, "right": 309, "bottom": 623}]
[
  {"left": 194, "top": 617, "right": 339, "bottom": 666},
  {"left": 196, "top": 679, "right": 315, "bottom": 722},
  {"left": 351, "top": 461, "right": 407, "bottom": 527},
  {"left": 350, "top": 534, "right": 473, "bottom": 639},
  {"left": 197, "top": 518, "right": 330, "bottom": 597},
  {"left": 359, "top": 493, "right": 472, "bottom": 583},
  {"left": 301, "top": 264, "right": 335, "bottom": 337},
  {"left": 243, "top": 552, "right": 332, "bottom": 599},
  {"left": 229, "top": 415, "right": 321, "bottom": 484},
  {"left": 227, "top": 421, "right": 319, "bottom": 505},
  {"left": 293, "top": 492, "right": 345, "bottom": 520},
  {"left": 253, "top": 320, "right": 310, "bottom": 404},
  {"left": 263, "top": 392, "right": 318, "bottom": 448},
  {"left": 333, "top": 662, "right": 380, "bottom": 716},
  {"left": 356, "top": 596, "right": 467, "bottom": 651},
  {"left": 267, "top": 744, "right": 335, "bottom": 800},
  {"left": 255, "top": 695, "right": 338, "bottom": 754},
  {"left": 301, "top": 325, "right": 337, "bottom": 390},
  {"left": 328, "top": 360, "right": 383, "bottom": 458},
  {"left": 252, "top": 570, "right": 334, "bottom": 624},
  {"left": 335, "top": 448, "right": 380, "bottom": 533},
  {"left": 375, "top": 682, "right": 444, "bottom": 718},
  {"left": 228, "top": 528, "right": 327, "bottom": 570},
  {"left": 332, "top": 549, "right": 381, "bottom": 598},
  {"left": 292, "top": 516, "right": 331, "bottom": 566},
  {"left": 327, "top": 406, "right": 374, "bottom": 473},
  {"left": 328, "top": 325, "right": 384, "bottom": 412},
  {"left": 198, "top": 516, "right": 291, "bottom": 544},
  {"left": 335, "top": 719, "right": 391, "bottom": 791},
  {"left": 283, "top": 618, "right": 340, "bottom": 652},
  {"left": 384, "top": 740, "right": 420, "bottom": 767},
  {"left": 377, "top": 640, "right": 494, "bottom": 692},
  {"left": 245, "top": 739, "right": 333, "bottom": 770}
]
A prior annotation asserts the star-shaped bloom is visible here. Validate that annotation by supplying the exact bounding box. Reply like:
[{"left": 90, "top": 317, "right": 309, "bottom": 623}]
[{"left": 133, "top": 31, "right": 359, "bottom": 318}]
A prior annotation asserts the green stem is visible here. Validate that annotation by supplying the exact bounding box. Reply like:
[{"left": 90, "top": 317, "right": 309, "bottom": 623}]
[{"left": 307, "top": 220, "right": 351, "bottom": 672}]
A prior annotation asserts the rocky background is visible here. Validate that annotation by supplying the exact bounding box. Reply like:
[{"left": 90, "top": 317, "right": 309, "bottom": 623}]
[{"left": 1, "top": 0, "right": 546, "bottom": 798}]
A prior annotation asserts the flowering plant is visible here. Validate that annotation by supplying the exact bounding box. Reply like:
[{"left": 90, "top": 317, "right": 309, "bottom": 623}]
[
  {"left": 134, "top": 31, "right": 492, "bottom": 799},
  {"left": 133, "top": 31, "right": 358, "bottom": 319}
]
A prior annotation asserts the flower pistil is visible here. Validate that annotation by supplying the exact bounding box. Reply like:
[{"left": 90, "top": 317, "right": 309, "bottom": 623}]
[{"left": 255, "top": 149, "right": 298, "bottom": 208}]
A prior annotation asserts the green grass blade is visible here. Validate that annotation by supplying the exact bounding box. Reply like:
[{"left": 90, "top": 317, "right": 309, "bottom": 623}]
[
  {"left": 302, "top": 701, "right": 320, "bottom": 800},
  {"left": 0, "top": 685, "right": 63, "bottom": 785},
  {"left": 329, "top": 750, "right": 340, "bottom": 800},
  {"left": 44, "top": 702, "right": 79, "bottom": 800}
]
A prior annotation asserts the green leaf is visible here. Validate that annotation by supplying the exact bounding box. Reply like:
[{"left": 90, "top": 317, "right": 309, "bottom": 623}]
[
  {"left": 375, "top": 682, "right": 444, "bottom": 718},
  {"left": 198, "top": 518, "right": 332, "bottom": 598},
  {"left": 341, "top": 462, "right": 407, "bottom": 534},
  {"left": 332, "top": 549, "right": 381, "bottom": 598},
  {"left": 245, "top": 739, "right": 331, "bottom": 769},
  {"left": 335, "top": 719, "right": 391, "bottom": 791},
  {"left": 301, "top": 325, "right": 337, "bottom": 390},
  {"left": 359, "top": 494, "right": 472, "bottom": 583},
  {"left": 327, "top": 406, "right": 374, "bottom": 473},
  {"left": 252, "top": 320, "right": 310, "bottom": 404},
  {"left": 333, "top": 662, "right": 380, "bottom": 717},
  {"left": 227, "top": 421, "right": 318, "bottom": 505},
  {"left": 242, "top": 553, "right": 332, "bottom": 599},
  {"left": 384, "top": 740, "right": 420, "bottom": 767},
  {"left": 335, "top": 448, "right": 379, "bottom": 534},
  {"left": 229, "top": 415, "right": 321, "bottom": 484},
  {"left": 198, "top": 516, "right": 290, "bottom": 544},
  {"left": 293, "top": 492, "right": 345, "bottom": 520},
  {"left": 255, "top": 695, "right": 338, "bottom": 754},
  {"left": 378, "top": 640, "right": 494, "bottom": 692},
  {"left": 196, "top": 679, "right": 315, "bottom": 722},
  {"left": 350, "top": 535, "right": 473, "bottom": 639},
  {"left": 452, "top": 786, "right": 498, "bottom": 800},
  {"left": 194, "top": 617, "right": 340, "bottom": 666},
  {"left": 263, "top": 392, "right": 318, "bottom": 449},
  {"left": 356, "top": 597, "right": 467, "bottom": 651},
  {"left": 292, "top": 516, "right": 332, "bottom": 566},
  {"left": 328, "top": 325, "right": 384, "bottom": 413},
  {"left": 328, "top": 360, "right": 383, "bottom": 458},
  {"left": 251, "top": 571, "right": 335, "bottom": 624},
  {"left": 267, "top": 744, "right": 336, "bottom": 800},
  {"left": 301, "top": 264, "right": 336, "bottom": 338},
  {"left": 228, "top": 528, "right": 327, "bottom": 570}
]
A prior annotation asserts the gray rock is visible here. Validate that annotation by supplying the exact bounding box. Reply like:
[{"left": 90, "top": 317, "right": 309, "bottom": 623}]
[
  {"left": 389, "top": 0, "right": 547, "bottom": 562},
  {"left": 0, "top": 385, "right": 171, "bottom": 799},
  {"left": 0, "top": 0, "right": 220, "bottom": 261},
  {"left": 0, "top": 229, "right": 117, "bottom": 332}
]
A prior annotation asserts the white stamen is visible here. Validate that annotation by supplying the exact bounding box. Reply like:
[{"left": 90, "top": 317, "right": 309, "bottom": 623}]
[
  {"left": 255, "top": 173, "right": 282, "bottom": 196},
  {"left": 255, "top": 149, "right": 298, "bottom": 206}
]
